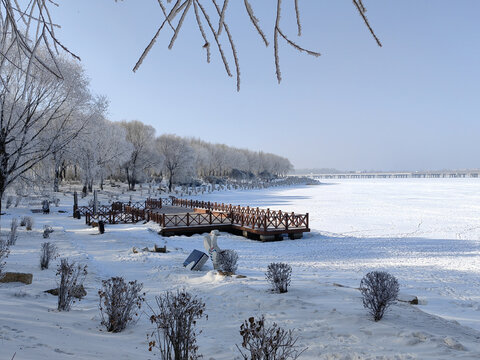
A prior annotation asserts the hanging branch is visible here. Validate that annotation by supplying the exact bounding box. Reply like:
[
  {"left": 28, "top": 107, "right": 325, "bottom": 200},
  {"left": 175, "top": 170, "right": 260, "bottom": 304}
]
[
  {"left": 193, "top": 1, "right": 211, "bottom": 63},
  {"left": 131, "top": 1, "right": 380, "bottom": 89},
  {"left": 0, "top": 0, "right": 80, "bottom": 80},
  {"left": 212, "top": 0, "right": 240, "bottom": 91},
  {"left": 243, "top": 0, "right": 269, "bottom": 46},
  {"left": 353, "top": 0, "right": 382, "bottom": 47}
]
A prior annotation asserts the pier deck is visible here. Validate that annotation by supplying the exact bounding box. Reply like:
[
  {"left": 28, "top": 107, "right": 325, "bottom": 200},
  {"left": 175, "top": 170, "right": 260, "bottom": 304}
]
[{"left": 77, "top": 197, "right": 310, "bottom": 241}]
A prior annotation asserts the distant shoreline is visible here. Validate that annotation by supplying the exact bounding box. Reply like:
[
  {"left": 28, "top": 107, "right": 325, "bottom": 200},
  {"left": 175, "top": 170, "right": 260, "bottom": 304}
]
[{"left": 295, "top": 170, "right": 480, "bottom": 179}]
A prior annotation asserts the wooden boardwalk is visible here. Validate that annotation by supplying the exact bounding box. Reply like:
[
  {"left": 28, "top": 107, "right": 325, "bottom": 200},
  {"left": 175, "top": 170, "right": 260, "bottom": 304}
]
[{"left": 77, "top": 197, "right": 309, "bottom": 241}]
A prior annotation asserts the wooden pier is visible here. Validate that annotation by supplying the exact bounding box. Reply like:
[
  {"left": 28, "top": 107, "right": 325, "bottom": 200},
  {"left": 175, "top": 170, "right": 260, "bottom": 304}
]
[{"left": 77, "top": 197, "right": 309, "bottom": 241}]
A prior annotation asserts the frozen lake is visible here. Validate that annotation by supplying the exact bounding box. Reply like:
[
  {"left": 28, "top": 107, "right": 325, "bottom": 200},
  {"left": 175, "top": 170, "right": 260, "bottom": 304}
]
[{"left": 206, "top": 179, "right": 480, "bottom": 331}]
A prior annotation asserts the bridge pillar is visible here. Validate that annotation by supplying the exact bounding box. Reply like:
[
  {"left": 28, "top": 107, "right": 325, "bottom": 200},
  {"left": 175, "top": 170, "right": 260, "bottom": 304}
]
[
  {"left": 288, "top": 233, "right": 303, "bottom": 240},
  {"left": 260, "top": 234, "right": 275, "bottom": 242}
]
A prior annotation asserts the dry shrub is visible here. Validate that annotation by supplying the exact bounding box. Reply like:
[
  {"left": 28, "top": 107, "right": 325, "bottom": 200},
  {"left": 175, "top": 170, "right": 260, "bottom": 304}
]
[
  {"left": 360, "top": 271, "right": 399, "bottom": 321},
  {"left": 0, "top": 240, "right": 9, "bottom": 280},
  {"left": 148, "top": 290, "right": 206, "bottom": 360},
  {"left": 98, "top": 277, "right": 145, "bottom": 333},
  {"left": 237, "top": 315, "right": 306, "bottom": 360},
  {"left": 40, "top": 242, "right": 57, "bottom": 270},
  {"left": 43, "top": 225, "right": 54, "bottom": 239},
  {"left": 22, "top": 216, "right": 33, "bottom": 230},
  {"left": 218, "top": 249, "right": 238, "bottom": 274},
  {"left": 265, "top": 262, "right": 292, "bottom": 293},
  {"left": 56, "top": 258, "right": 87, "bottom": 311},
  {"left": 7, "top": 218, "right": 18, "bottom": 246}
]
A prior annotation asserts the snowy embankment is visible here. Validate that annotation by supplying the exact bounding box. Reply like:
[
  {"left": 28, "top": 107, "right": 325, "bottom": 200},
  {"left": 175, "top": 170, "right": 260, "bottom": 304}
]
[{"left": 1, "top": 179, "right": 480, "bottom": 359}]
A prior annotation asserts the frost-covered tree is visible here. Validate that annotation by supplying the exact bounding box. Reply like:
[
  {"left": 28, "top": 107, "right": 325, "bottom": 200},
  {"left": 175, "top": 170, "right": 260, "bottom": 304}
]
[
  {"left": 156, "top": 134, "right": 195, "bottom": 192},
  {"left": 40, "top": 65, "right": 101, "bottom": 193},
  {"left": 73, "top": 116, "right": 133, "bottom": 192},
  {"left": 121, "top": 120, "right": 157, "bottom": 190},
  {"left": 0, "top": 50, "right": 93, "bottom": 214}
]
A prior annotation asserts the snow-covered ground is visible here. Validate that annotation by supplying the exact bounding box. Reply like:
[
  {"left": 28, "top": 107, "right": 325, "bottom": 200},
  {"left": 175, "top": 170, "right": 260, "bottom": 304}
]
[{"left": 1, "top": 179, "right": 480, "bottom": 359}]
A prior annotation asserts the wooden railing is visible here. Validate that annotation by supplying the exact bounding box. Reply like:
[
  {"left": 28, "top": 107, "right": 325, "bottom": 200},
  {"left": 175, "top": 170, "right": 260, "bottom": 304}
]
[
  {"left": 78, "top": 197, "right": 309, "bottom": 233},
  {"left": 79, "top": 199, "right": 162, "bottom": 225},
  {"left": 170, "top": 198, "right": 308, "bottom": 231}
]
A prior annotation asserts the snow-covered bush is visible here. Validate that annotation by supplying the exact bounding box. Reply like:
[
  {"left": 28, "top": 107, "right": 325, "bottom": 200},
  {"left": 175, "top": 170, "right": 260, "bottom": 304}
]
[
  {"left": 7, "top": 218, "right": 18, "bottom": 246},
  {"left": 98, "top": 277, "right": 145, "bottom": 333},
  {"left": 360, "top": 271, "right": 399, "bottom": 321},
  {"left": 148, "top": 290, "right": 206, "bottom": 360},
  {"left": 22, "top": 216, "right": 33, "bottom": 230},
  {"left": 266, "top": 262, "right": 292, "bottom": 293},
  {"left": 43, "top": 225, "right": 54, "bottom": 239},
  {"left": 237, "top": 315, "right": 306, "bottom": 360},
  {"left": 218, "top": 249, "right": 238, "bottom": 274},
  {"left": 56, "top": 258, "right": 88, "bottom": 311},
  {"left": 40, "top": 242, "right": 57, "bottom": 270},
  {"left": 6, "top": 196, "right": 13, "bottom": 209},
  {"left": 0, "top": 240, "right": 9, "bottom": 280}
]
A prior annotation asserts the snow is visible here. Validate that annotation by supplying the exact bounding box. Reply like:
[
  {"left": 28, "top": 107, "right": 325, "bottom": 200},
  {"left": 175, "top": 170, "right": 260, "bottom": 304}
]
[{"left": 1, "top": 178, "right": 480, "bottom": 359}]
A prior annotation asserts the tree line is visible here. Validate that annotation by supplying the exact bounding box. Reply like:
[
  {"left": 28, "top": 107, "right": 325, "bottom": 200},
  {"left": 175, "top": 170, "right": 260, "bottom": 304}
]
[{"left": 52, "top": 119, "right": 293, "bottom": 193}]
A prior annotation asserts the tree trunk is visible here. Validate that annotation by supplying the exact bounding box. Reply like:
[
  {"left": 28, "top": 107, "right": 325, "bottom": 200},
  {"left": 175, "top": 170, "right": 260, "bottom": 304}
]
[
  {"left": 54, "top": 168, "right": 60, "bottom": 192},
  {"left": 168, "top": 172, "right": 173, "bottom": 192}
]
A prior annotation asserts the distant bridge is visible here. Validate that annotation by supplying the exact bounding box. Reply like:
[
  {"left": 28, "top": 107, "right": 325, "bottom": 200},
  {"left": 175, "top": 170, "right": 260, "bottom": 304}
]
[{"left": 309, "top": 170, "right": 480, "bottom": 179}]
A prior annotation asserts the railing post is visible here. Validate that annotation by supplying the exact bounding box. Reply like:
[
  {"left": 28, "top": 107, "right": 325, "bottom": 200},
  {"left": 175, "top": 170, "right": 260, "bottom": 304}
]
[
  {"left": 264, "top": 215, "right": 267, "bottom": 231},
  {"left": 162, "top": 214, "right": 165, "bottom": 227},
  {"left": 187, "top": 212, "right": 190, "bottom": 226},
  {"left": 209, "top": 211, "right": 212, "bottom": 225},
  {"left": 285, "top": 214, "right": 289, "bottom": 230},
  {"left": 306, "top": 213, "right": 309, "bottom": 229}
]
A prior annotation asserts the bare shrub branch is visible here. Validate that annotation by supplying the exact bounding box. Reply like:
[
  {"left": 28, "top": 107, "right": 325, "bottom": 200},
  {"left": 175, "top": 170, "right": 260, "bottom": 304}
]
[
  {"left": 360, "top": 271, "right": 399, "bottom": 321},
  {"left": 148, "top": 289, "right": 206, "bottom": 360},
  {"left": 0, "top": 239, "right": 9, "bottom": 279},
  {"left": 266, "top": 262, "right": 291, "bottom": 293},
  {"left": 237, "top": 315, "right": 306, "bottom": 360},
  {"left": 43, "top": 225, "right": 54, "bottom": 239},
  {"left": 40, "top": 242, "right": 57, "bottom": 270},
  {"left": 56, "top": 258, "right": 87, "bottom": 311},
  {"left": 217, "top": 249, "right": 238, "bottom": 274},
  {"left": 7, "top": 218, "right": 18, "bottom": 246},
  {"left": 22, "top": 216, "right": 33, "bottom": 231},
  {"left": 98, "top": 276, "right": 145, "bottom": 333}
]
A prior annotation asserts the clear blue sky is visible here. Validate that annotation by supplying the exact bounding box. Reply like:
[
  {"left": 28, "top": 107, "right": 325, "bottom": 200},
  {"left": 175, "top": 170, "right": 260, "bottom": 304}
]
[{"left": 51, "top": 1, "right": 480, "bottom": 171}]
